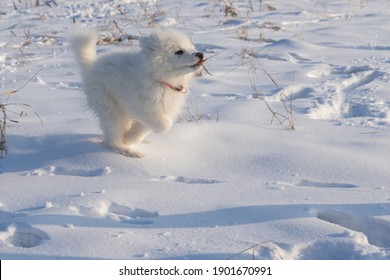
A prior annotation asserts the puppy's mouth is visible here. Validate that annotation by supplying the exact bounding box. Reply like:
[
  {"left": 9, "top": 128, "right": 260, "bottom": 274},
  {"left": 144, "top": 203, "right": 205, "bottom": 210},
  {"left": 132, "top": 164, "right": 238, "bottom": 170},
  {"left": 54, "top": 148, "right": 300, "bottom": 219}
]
[
  {"left": 190, "top": 59, "right": 206, "bottom": 69},
  {"left": 190, "top": 59, "right": 212, "bottom": 75}
]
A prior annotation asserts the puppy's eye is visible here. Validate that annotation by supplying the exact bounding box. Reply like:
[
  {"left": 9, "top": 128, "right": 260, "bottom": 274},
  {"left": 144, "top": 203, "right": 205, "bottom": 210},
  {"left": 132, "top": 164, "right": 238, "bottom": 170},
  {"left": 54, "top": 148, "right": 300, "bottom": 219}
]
[{"left": 175, "top": 50, "right": 184, "bottom": 55}]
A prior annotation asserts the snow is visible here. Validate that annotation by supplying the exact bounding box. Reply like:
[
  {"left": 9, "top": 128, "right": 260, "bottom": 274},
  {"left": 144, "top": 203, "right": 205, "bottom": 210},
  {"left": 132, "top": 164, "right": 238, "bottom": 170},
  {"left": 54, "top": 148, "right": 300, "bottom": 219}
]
[{"left": 0, "top": 0, "right": 389, "bottom": 260}]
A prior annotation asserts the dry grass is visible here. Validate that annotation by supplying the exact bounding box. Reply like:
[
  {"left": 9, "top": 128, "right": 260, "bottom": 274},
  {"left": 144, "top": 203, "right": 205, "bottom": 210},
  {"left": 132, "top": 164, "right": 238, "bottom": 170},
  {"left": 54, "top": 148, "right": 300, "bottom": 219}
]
[
  {"left": 233, "top": 3, "right": 295, "bottom": 130},
  {"left": 0, "top": 103, "right": 7, "bottom": 158},
  {"left": 247, "top": 54, "right": 296, "bottom": 131},
  {"left": 0, "top": 72, "right": 42, "bottom": 158},
  {"left": 224, "top": 1, "right": 238, "bottom": 18},
  {"left": 222, "top": 47, "right": 296, "bottom": 131},
  {"left": 227, "top": 241, "right": 283, "bottom": 260},
  {"left": 117, "top": 1, "right": 166, "bottom": 30},
  {"left": 13, "top": 0, "right": 57, "bottom": 10}
]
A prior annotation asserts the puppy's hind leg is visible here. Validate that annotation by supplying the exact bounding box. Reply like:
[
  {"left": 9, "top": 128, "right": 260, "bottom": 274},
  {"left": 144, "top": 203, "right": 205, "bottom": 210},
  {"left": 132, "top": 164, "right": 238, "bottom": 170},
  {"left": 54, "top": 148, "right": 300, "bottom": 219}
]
[{"left": 92, "top": 99, "right": 142, "bottom": 158}]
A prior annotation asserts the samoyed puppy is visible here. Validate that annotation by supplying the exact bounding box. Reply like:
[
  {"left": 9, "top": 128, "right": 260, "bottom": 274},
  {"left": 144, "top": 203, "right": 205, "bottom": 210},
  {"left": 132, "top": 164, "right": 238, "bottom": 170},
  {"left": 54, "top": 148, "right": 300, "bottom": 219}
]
[{"left": 70, "top": 29, "right": 204, "bottom": 157}]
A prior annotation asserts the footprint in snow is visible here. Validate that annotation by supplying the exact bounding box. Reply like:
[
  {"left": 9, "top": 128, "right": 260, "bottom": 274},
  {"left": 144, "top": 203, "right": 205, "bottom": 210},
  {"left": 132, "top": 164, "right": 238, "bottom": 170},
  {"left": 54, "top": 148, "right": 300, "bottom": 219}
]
[
  {"left": 151, "top": 175, "right": 221, "bottom": 185},
  {"left": 208, "top": 93, "right": 249, "bottom": 100},
  {"left": 297, "top": 179, "right": 359, "bottom": 189},
  {"left": 308, "top": 64, "right": 388, "bottom": 126},
  {"left": 51, "top": 81, "right": 82, "bottom": 90},
  {"left": 276, "top": 85, "right": 314, "bottom": 101},
  {"left": 0, "top": 221, "right": 49, "bottom": 248},
  {"left": 26, "top": 165, "right": 112, "bottom": 177},
  {"left": 77, "top": 201, "right": 158, "bottom": 225}
]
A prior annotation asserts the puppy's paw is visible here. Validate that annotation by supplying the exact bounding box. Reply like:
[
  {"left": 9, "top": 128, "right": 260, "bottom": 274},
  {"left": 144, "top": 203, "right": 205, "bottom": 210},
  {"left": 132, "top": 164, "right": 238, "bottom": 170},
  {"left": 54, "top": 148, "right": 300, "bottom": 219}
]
[
  {"left": 109, "top": 142, "right": 144, "bottom": 158},
  {"left": 120, "top": 149, "right": 144, "bottom": 158},
  {"left": 153, "top": 116, "right": 173, "bottom": 134}
]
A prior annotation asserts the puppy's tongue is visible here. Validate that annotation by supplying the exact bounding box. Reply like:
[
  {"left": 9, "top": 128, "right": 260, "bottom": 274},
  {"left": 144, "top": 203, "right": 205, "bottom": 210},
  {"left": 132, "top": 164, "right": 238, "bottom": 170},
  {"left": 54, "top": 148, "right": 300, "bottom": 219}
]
[{"left": 196, "top": 59, "right": 206, "bottom": 66}]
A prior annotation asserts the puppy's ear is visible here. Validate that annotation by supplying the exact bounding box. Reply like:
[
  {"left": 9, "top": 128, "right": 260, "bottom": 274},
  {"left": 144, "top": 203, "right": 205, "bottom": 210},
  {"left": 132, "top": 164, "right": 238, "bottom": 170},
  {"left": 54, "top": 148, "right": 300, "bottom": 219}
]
[{"left": 139, "top": 32, "right": 160, "bottom": 52}]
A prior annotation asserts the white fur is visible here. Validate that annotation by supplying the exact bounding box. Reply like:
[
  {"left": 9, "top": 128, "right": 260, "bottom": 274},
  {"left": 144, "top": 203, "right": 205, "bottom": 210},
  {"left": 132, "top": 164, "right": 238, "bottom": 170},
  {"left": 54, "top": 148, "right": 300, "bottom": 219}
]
[{"left": 70, "top": 29, "right": 203, "bottom": 157}]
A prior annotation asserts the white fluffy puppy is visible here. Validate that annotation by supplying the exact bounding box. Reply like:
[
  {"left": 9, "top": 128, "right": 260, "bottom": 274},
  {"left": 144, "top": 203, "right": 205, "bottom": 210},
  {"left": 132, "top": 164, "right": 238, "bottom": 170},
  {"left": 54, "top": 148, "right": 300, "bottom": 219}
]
[{"left": 70, "top": 29, "right": 204, "bottom": 157}]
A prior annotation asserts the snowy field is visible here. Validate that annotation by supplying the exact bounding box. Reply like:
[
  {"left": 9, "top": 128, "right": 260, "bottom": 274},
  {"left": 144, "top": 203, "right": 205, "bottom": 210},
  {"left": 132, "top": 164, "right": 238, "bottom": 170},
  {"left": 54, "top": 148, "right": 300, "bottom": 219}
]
[{"left": 0, "top": 0, "right": 389, "bottom": 260}]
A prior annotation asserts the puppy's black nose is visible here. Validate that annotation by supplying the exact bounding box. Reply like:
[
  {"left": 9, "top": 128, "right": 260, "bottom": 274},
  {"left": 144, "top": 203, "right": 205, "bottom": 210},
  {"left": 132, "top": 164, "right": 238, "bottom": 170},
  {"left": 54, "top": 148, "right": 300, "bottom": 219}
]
[{"left": 196, "top": 52, "right": 204, "bottom": 60}]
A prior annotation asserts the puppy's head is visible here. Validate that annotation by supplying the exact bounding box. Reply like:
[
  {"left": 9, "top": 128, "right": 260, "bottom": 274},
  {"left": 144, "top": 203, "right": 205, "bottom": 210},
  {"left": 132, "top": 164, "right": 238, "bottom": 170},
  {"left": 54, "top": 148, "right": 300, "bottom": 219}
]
[{"left": 140, "top": 30, "right": 204, "bottom": 79}]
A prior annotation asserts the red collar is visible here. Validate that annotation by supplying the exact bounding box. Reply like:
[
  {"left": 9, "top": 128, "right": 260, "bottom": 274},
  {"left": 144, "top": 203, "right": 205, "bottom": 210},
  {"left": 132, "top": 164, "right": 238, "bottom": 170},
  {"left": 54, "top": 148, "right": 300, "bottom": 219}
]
[{"left": 160, "top": 81, "right": 187, "bottom": 93}]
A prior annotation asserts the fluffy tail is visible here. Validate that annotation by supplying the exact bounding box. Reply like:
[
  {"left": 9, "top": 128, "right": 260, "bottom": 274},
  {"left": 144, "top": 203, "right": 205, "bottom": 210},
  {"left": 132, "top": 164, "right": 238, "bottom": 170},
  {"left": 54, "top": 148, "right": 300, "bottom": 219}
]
[{"left": 69, "top": 29, "right": 97, "bottom": 73}]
